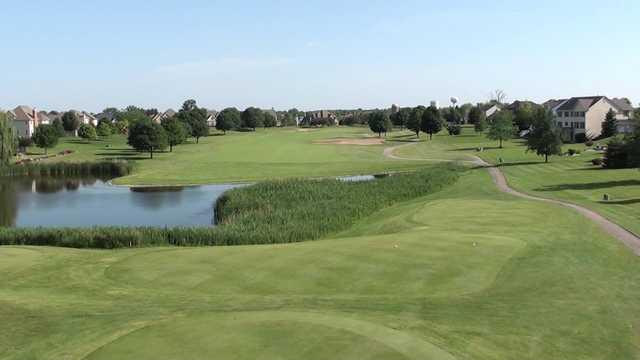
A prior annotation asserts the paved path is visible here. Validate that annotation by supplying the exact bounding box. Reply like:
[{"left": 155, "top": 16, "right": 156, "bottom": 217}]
[{"left": 384, "top": 143, "right": 640, "bottom": 255}]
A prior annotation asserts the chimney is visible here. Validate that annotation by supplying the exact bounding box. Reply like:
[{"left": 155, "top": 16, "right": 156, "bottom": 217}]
[{"left": 33, "top": 108, "right": 38, "bottom": 126}]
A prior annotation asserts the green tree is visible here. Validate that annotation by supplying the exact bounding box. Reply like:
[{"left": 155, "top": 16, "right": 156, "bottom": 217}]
[
  {"left": 285, "top": 108, "right": 300, "bottom": 126},
  {"left": 61, "top": 111, "right": 80, "bottom": 132},
  {"left": 442, "top": 107, "right": 462, "bottom": 124},
  {"left": 468, "top": 106, "right": 485, "bottom": 125},
  {"left": 32, "top": 124, "right": 59, "bottom": 155},
  {"left": 97, "top": 121, "right": 112, "bottom": 137},
  {"left": 77, "top": 124, "right": 97, "bottom": 142},
  {"left": 0, "top": 112, "right": 17, "bottom": 165},
  {"left": 161, "top": 117, "right": 187, "bottom": 152},
  {"left": 115, "top": 119, "right": 129, "bottom": 134},
  {"left": 407, "top": 106, "right": 425, "bottom": 137},
  {"left": 514, "top": 103, "right": 536, "bottom": 131},
  {"left": 487, "top": 111, "right": 514, "bottom": 148},
  {"left": 601, "top": 109, "right": 618, "bottom": 138},
  {"left": 473, "top": 112, "right": 487, "bottom": 132},
  {"left": 263, "top": 112, "right": 277, "bottom": 128},
  {"left": 390, "top": 109, "right": 408, "bottom": 130},
  {"left": 421, "top": 106, "right": 442, "bottom": 140},
  {"left": 177, "top": 99, "right": 208, "bottom": 143},
  {"left": 216, "top": 108, "right": 241, "bottom": 134},
  {"left": 368, "top": 111, "right": 391, "bottom": 137},
  {"left": 51, "top": 118, "right": 66, "bottom": 138},
  {"left": 241, "top": 107, "right": 264, "bottom": 130},
  {"left": 127, "top": 119, "right": 168, "bottom": 159},
  {"left": 526, "top": 109, "right": 563, "bottom": 163}
]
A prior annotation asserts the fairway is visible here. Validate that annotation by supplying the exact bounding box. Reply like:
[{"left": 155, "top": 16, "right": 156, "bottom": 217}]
[
  {"left": 3, "top": 168, "right": 640, "bottom": 359},
  {"left": 30, "top": 127, "right": 428, "bottom": 185},
  {"left": 393, "top": 128, "right": 640, "bottom": 236}
]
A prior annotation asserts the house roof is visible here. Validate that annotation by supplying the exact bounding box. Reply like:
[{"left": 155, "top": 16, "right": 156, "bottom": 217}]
[
  {"left": 38, "top": 111, "right": 50, "bottom": 123},
  {"left": 556, "top": 96, "right": 605, "bottom": 112},
  {"left": 542, "top": 99, "right": 567, "bottom": 110},
  {"left": 610, "top": 98, "right": 634, "bottom": 112},
  {"left": 164, "top": 109, "right": 177, "bottom": 118}
]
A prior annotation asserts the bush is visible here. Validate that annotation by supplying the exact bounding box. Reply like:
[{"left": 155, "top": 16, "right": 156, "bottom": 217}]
[
  {"left": 591, "top": 158, "right": 603, "bottom": 166},
  {"left": 567, "top": 148, "right": 581, "bottom": 156},
  {"left": 447, "top": 124, "right": 462, "bottom": 135},
  {"left": 585, "top": 139, "right": 594, "bottom": 147},
  {"left": 603, "top": 137, "right": 629, "bottom": 169},
  {"left": 574, "top": 133, "right": 587, "bottom": 143},
  {"left": 0, "top": 164, "right": 461, "bottom": 248}
]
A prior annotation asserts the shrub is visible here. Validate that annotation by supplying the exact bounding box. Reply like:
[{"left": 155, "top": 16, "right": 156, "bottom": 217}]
[
  {"left": 447, "top": 124, "right": 462, "bottom": 135},
  {"left": 591, "top": 158, "right": 603, "bottom": 166},
  {"left": 574, "top": 133, "right": 587, "bottom": 143},
  {"left": 585, "top": 139, "right": 594, "bottom": 147},
  {"left": 603, "top": 137, "right": 629, "bottom": 169},
  {"left": 567, "top": 148, "right": 580, "bottom": 156}
]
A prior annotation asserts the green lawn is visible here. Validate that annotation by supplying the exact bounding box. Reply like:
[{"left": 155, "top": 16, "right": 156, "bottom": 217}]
[
  {"left": 26, "top": 127, "right": 428, "bottom": 185},
  {"left": 2, "top": 168, "right": 639, "bottom": 359},
  {"left": 394, "top": 127, "right": 640, "bottom": 235}
]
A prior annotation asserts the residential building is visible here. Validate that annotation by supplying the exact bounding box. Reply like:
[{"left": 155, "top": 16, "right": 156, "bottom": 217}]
[
  {"left": 610, "top": 98, "right": 635, "bottom": 134},
  {"left": 551, "top": 96, "right": 633, "bottom": 141},
  {"left": 205, "top": 110, "right": 218, "bottom": 127},
  {"left": 483, "top": 104, "right": 501, "bottom": 119},
  {"left": 151, "top": 109, "right": 178, "bottom": 124},
  {"left": 71, "top": 110, "right": 98, "bottom": 126},
  {"left": 12, "top": 105, "right": 49, "bottom": 137}
]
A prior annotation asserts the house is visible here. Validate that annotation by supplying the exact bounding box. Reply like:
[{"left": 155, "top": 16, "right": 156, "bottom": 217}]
[
  {"left": 151, "top": 109, "right": 178, "bottom": 124},
  {"left": 551, "top": 96, "right": 633, "bottom": 141},
  {"left": 483, "top": 104, "right": 501, "bottom": 119},
  {"left": 610, "top": 98, "right": 635, "bottom": 134},
  {"left": 206, "top": 110, "right": 219, "bottom": 127},
  {"left": 304, "top": 110, "right": 338, "bottom": 126},
  {"left": 12, "top": 105, "right": 49, "bottom": 137},
  {"left": 71, "top": 110, "right": 98, "bottom": 126}
]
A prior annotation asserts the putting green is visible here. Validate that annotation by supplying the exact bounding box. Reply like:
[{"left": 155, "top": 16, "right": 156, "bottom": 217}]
[{"left": 85, "top": 311, "right": 455, "bottom": 360}]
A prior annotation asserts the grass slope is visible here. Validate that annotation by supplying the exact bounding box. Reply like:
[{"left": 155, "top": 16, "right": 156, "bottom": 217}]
[
  {"left": 2, "top": 168, "right": 639, "bottom": 359},
  {"left": 394, "top": 127, "right": 640, "bottom": 235},
  {"left": 27, "top": 127, "right": 427, "bottom": 185}
]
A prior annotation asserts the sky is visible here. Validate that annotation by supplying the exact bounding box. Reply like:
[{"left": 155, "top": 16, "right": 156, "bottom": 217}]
[{"left": 1, "top": 0, "right": 639, "bottom": 112}]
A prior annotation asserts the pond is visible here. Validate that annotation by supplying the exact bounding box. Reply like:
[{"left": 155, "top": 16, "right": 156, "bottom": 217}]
[{"left": 0, "top": 177, "right": 240, "bottom": 228}]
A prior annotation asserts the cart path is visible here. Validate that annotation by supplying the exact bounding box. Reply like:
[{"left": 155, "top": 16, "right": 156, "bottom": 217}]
[{"left": 384, "top": 143, "right": 640, "bottom": 255}]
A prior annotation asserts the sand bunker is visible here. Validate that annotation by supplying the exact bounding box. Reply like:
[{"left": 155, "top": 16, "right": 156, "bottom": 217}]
[{"left": 315, "top": 138, "right": 385, "bottom": 146}]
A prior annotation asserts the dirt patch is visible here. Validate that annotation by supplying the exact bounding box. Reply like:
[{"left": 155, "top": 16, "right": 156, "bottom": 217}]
[{"left": 315, "top": 138, "right": 385, "bottom": 146}]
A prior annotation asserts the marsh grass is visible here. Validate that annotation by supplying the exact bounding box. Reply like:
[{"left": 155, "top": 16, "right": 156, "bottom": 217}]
[
  {"left": 0, "top": 161, "right": 133, "bottom": 178},
  {"left": 0, "top": 164, "right": 461, "bottom": 248}
]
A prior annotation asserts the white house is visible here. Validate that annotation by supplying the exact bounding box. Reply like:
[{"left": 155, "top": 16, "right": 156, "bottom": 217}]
[
  {"left": 551, "top": 96, "right": 633, "bottom": 140},
  {"left": 484, "top": 104, "right": 501, "bottom": 118},
  {"left": 12, "top": 105, "right": 49, "bottom": 138},
  {"left": 71, "top": 111, "right": 97, "bottom": 126}
]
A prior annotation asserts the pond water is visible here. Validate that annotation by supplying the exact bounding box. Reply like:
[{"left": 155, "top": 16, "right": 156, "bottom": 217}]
[{"left": 0, "top": 177, "right": 240, "bottom": 228}]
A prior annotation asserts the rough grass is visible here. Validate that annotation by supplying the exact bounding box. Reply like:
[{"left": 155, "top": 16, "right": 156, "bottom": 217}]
[{"left": 2, "top": 169, "right": 639, "bottom": 359}]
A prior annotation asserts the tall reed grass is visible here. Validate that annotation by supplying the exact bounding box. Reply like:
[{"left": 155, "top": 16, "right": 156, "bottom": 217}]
[
  {"left": 0, "top": 164, "right": 461, "bottom": 248},
  {"left": 0, "top": 161, "right": 133, "bottom": 178}
]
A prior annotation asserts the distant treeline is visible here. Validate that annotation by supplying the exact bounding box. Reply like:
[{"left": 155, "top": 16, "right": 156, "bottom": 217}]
[{"left": 0, "top": 164, "right": 462, "bottom": 248}]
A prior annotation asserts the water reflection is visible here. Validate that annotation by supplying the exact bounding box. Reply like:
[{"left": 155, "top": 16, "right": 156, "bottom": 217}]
[{"left": 0, "top": 176, "right": 240, "bottom": 228}]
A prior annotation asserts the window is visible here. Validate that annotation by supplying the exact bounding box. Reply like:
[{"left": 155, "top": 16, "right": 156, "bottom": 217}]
[
  {"left": 564, "top": 122, "right": 569, "bottom": 127},
  {"left": 580, "top": 112, "right": 585, "bottom": 117}
]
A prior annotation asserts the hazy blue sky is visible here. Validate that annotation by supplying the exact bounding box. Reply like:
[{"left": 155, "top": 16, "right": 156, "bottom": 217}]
[{"left": 1, "top": 0, "right": 638, "bottom": 112}]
